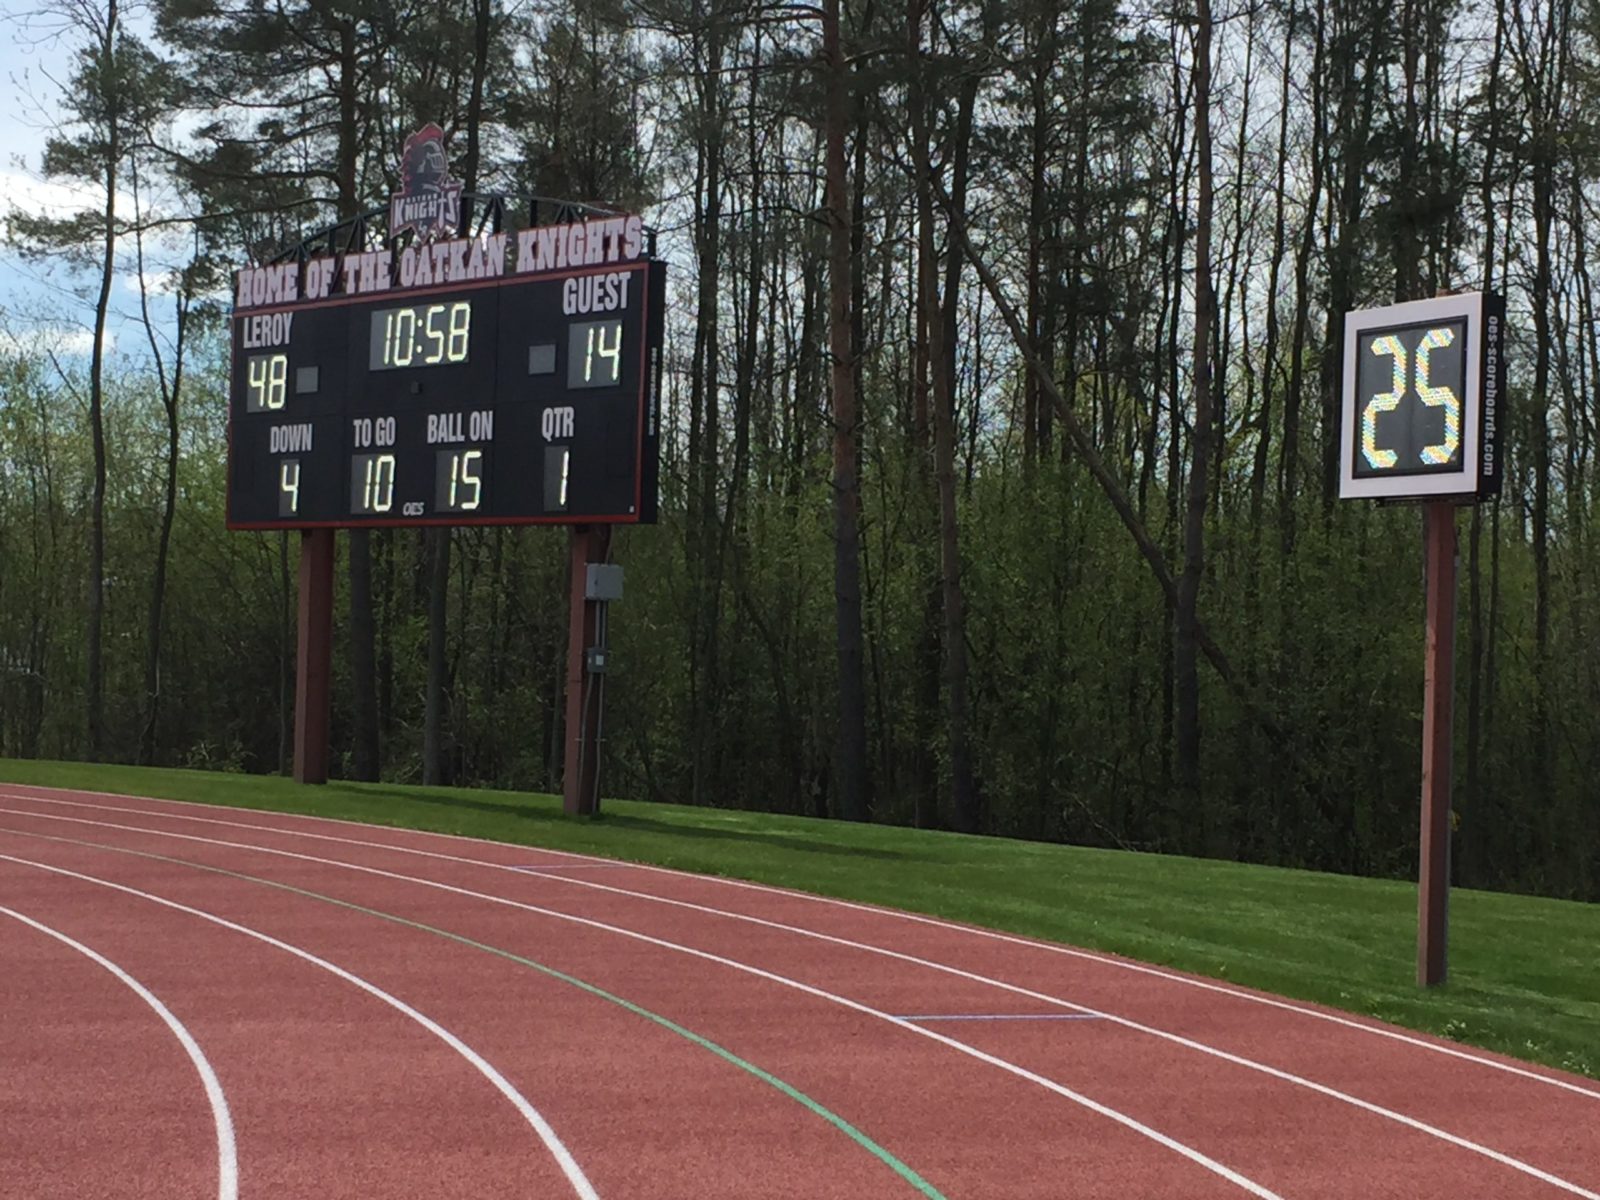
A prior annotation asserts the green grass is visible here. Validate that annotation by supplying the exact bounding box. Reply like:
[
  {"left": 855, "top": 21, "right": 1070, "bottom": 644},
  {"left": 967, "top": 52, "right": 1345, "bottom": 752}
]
[{"left": 1, "top": 758, "right": 1595, "bottom": 1081}]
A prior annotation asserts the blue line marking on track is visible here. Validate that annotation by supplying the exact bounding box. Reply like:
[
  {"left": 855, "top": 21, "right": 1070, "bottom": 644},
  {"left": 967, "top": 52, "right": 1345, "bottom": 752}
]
[
  {"left": 505, "top": 863, "right": 637, "bottom": 872},
  {"left": 893, "top": 1013, "right": 1107, "bottom": 1022}
]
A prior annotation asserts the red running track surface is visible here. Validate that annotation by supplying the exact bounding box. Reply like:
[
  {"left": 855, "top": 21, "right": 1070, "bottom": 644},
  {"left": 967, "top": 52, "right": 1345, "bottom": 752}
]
[{"left": 0, "top": 784, "right": 1595, "bottom": 1200}]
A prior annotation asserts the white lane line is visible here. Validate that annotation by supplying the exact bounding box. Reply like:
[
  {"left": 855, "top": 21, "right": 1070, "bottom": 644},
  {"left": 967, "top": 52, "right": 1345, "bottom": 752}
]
[
  {"left": 6, "top": 809, "right": 1593, "bottom": 1200},
  {"left": 0, "top": 904, "right": 240, "bottom": 1200},
  {"left": 0, "top": 818, "right": 1284, "bottom": 1200},
  {"left": 6, "top": 805, "right": 1599, "bottom": 1199},
  {"left": 0, "top": 851, "right": 600, "bottom": 1200},
  {"left": 19, "top": 788, "right": 1594, "bottom": 1103}
]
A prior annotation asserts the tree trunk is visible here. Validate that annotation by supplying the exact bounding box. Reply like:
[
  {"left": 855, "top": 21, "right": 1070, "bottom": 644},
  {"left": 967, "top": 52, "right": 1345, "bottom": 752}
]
[
  {"left": 824, "top": 0, "right": 869, "bottom": 821},
  {"left": 910, "top": 0, "right": 980, "bottom": 833},
  {"left": 135, "top": 180, "right": 187, "bottom": 767},
  {"left": 337, "top": 17, "right": 379, "bottom": 780},
  {"left": 1175, "top": 0, "right": 1215, "bottom": 815},
  {"left": 86, "top": 0, "right": 119, "bottom": 761}
]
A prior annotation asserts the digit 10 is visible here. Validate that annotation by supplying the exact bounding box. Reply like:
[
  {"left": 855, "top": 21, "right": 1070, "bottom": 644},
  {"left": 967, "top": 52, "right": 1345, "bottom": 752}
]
[
  {"left": 1362, "top": 327, "right": 1460, "bottom": 470},
  {"left": 364, "top": 454, "right": 396, "bottom": 512}
]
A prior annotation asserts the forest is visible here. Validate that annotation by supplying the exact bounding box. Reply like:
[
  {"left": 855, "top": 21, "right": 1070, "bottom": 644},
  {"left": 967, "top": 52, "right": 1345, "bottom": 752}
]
[{"left": 0, "top": 0, "right": 1595, "bottom": 901}]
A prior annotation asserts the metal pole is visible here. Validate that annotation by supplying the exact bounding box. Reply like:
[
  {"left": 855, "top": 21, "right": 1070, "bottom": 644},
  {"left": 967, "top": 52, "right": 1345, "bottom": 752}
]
[
  {"left": 1418, "top": 500, "right": 1457, "bottom": 986},
  {"left": 563, "top": 525, "right": 610, "bottom": 816},
  {"left": 293, "top": 528, "right": 335, "bottom": 785}
]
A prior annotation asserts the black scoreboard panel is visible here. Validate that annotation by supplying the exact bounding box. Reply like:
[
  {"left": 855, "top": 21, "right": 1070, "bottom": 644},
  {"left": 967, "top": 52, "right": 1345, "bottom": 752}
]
[{"left": 227, "top": 260, "right": 664, "bottom": 528}]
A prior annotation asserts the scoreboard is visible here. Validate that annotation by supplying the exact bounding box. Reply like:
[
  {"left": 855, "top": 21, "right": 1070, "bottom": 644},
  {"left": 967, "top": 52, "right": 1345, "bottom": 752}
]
[
  {"left": 227, "top": 228, "right": 664, "bottom": 529},
  {"left": 1338, "top": 291, "right": 1505, "bottom": 502}
]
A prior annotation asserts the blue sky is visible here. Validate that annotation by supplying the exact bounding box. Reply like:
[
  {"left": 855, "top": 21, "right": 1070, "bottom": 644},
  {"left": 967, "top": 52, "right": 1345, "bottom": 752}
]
[{"left": 0, "top": 9, "right": 191, "bottom": 365}]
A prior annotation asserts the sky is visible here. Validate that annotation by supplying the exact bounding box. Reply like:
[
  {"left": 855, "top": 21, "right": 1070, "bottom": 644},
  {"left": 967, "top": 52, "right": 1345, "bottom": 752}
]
[{"left": 0, "top": 7, "right": 190, "bottom": 366}]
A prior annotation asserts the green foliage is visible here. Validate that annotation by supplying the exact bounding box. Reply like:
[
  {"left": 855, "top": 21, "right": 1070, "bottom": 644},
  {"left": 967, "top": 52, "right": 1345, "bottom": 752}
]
[{"left": 3, "top": 0, "right": 1598, "bottom": 922}]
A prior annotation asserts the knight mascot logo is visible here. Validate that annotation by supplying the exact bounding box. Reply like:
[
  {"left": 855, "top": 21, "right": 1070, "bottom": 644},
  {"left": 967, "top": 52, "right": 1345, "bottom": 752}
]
[{"left": 389, "top": 124, "right": 464, "bottom": 241}]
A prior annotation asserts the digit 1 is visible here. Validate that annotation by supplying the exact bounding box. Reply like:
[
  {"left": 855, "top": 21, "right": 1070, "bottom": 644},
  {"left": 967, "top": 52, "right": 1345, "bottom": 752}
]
[
  {"left": 383, "top": 312, "right": 396, "bottom": 368},
  {"left": 449, "top": 452, "right": 462, "bottom": 508},
  {"left": 279, "top": 459, "right": 300, "bottom": 514},
  {"left": 363, "top": 456, "right": 378, "bottom": 511},
  {"left": 585, "top": 325, "right": 596, "bottom": 382},
  {"left": 560, "top": 448, "right": 570, "bottom": 507},
  {"left": 1363, "top": 336, "right": 1406, "bottom": 470},
  {"left": 1415, "top": 327, "right": 1460, "bottom": 465}
]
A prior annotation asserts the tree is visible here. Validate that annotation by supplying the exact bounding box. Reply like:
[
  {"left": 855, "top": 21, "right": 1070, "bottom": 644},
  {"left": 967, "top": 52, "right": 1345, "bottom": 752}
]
[
  {"left": 8, "top": 1, "right": 180, "bottom": 760},
  {"left": 1174, "top": 0, "right": 1215, "bottom": 810}
]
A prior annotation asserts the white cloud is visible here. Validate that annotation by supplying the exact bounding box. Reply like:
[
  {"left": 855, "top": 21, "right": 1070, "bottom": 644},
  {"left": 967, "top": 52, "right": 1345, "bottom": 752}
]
[
  {"left": 0, "top": 168, "right": 133, "bottom": 230},
  {"left": 0, "top": 322, "right": 116, "bottom": 358}
]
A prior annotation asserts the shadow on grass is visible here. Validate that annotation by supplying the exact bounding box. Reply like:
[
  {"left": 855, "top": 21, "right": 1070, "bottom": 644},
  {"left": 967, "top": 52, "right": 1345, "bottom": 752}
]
[{"left": 326, "top": 783, "right": 908, "bottom": 861}]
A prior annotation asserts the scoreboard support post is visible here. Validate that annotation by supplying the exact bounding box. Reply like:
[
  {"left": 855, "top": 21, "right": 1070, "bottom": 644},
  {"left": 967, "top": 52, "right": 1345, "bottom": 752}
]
[
  {"left": 293, "top": 529, "right": 335, "bottom": 785},
  {"left": 1418, "top": 501, "right": 1457, "bottom": 987},
  {"left": 563, "top": 525, "right": 612, "bottom": 816}
]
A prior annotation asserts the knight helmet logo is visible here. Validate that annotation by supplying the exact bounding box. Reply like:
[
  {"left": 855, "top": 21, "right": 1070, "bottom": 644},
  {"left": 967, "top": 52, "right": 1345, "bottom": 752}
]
[{"left": 389, "top": 124, "right": 464, "bottom": 242}]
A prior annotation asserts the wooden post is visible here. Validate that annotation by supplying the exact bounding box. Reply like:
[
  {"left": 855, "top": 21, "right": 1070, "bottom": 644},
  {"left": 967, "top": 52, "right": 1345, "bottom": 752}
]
[
  {"left": 1418, "top": 501, "right": 1457, "bottom": 986},
  {"left": 293, "top": 528, "right": 335, "bottom": 785},
  {"left": 563, "top": 525, "right": 611, "bottom": 816}
]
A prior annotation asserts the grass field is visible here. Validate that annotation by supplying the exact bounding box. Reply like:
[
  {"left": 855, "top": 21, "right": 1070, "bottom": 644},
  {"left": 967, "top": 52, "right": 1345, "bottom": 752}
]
[{"left": 0, "top": 758, "right": 1595, "bottom": 1081}]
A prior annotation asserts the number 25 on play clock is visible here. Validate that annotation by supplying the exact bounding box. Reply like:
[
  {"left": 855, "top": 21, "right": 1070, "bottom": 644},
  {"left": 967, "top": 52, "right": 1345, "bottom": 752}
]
[{"left": 1337, "top": 292, "right": 1506, "bottom": 502}]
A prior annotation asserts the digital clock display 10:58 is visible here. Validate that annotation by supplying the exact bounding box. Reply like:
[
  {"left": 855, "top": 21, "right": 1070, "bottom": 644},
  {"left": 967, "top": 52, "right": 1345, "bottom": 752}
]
[{"left": 368, "top": 301, "right": 472, "bottom": 370}]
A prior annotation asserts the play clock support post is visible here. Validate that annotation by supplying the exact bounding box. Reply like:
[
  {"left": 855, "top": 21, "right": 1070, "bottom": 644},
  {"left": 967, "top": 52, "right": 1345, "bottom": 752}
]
[
  {"left": 1418, "top": 501, "right": 1457, "bottom": 986},
  {"left": 1338, "top": 290, "right": 1505, "bottom": 988}
]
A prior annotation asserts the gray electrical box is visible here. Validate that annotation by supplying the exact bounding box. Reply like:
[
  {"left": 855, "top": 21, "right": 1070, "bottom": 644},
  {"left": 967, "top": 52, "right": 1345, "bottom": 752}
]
[{"left": 585, "top": 564, "right": 624, "bottom": 601}]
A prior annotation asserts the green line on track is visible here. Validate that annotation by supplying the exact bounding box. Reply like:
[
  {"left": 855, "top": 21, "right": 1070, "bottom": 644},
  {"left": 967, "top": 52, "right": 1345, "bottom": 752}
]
[{"left": 8, "top": 829, "right": 949, "bottom": 1200}]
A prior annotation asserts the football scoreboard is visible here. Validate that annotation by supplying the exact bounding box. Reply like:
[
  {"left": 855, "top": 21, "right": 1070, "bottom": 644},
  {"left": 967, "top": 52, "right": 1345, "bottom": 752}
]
[{"left": 227, "top": 220, "right": 665, "bottom": 529}]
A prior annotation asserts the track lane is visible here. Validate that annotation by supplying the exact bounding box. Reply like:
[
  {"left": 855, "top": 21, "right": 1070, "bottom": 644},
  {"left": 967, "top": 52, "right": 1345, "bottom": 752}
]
[
  {"left": 0, "top": 903, "right": 238, "bottom": 1200},
  {"left": 20, "top": 785, "right": 1588, "bottom": 1094},
  {"left": 16, "top": 810, "right": 1597, "bottom": 1199},
  {"left": 18, "top": 790, "right": 1593, "bottom": 1196},
  {"left": 0, "top": 854, "right": 595, "bottom": 1199},
  {"left": 0, "top": 877, "right": 226, "bottom": 1200},
  {"left": 0, "top": 828, "right": 973, "bottom": 1200},
  {"left": 0, "top": 816, "right": 1288, "bottom": 1200},
  {"left": 7, "top": 787, "right": 1597, "bottom": 1197},
  {"left": 24, "top": 786, "right": 1591, "bottom": 1185}
]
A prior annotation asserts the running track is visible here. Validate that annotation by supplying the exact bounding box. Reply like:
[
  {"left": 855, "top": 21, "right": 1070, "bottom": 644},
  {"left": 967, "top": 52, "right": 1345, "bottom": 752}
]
[{"left": 1, "top": 785, "right": 1596, "bottom": 1199}]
